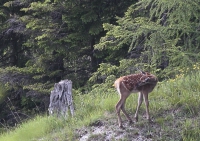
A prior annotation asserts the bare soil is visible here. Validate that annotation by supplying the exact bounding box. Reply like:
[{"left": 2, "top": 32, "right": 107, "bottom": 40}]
[{"left": 75, "top": 111, "right": 184, "bottom": 141}]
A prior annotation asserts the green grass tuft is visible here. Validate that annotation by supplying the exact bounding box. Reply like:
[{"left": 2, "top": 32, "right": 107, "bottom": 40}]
[{"left": 0, "top": 116, "right": 50, "bottom": 141}]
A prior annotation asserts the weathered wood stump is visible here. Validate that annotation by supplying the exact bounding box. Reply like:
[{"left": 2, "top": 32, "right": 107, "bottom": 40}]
[{"left": 48, "top": 79, "right": 74, "bottom": 118}]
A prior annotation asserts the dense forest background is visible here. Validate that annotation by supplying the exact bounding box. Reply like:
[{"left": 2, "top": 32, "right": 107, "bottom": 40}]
[{"left": 0, "top": 0, "right": 200, "bottom": 127}]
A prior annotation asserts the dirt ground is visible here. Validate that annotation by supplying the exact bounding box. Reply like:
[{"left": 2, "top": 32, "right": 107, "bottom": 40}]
[
  {"left": 75, "top": 114, "right": 163, "bottom": 141},
  {"left": 75, "top": 109, "right": 185, "bottom": 141}
]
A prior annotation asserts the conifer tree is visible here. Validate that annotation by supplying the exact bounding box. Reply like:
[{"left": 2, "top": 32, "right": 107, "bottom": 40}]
[
  {"left": 19, "top": 0, "right": 136, "bottom": 86},
  {"left": 0, "top": 0, "right": 28, "bottom": 67},
  {"left": 94, "top": 0, "right": 200, "bottom": 80}
]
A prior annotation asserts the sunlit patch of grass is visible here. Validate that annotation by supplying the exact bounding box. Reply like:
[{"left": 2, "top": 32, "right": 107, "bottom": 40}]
[
  {"left": 0, "top": 116, "right": 60, "bottom": 141},
  {"left": 152, "top": 69, "right": 200, "bottom": 115},
  {"left": 181, "top": 118, "right": 200, "bottom": 141}
]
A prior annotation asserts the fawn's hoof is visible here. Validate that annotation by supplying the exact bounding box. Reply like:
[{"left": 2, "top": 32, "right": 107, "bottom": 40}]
[
  {"left": 119, "top": 125, "right": 125, "bottom": 129},
  {"left": 134, "top": 117, "right": 138, "bottom": 122},
  {"left": 148, "top": 118, "right": 153, "bottom": 123},
  {"left": 129, "top": 120, "right": 133, "bottom": 124}
]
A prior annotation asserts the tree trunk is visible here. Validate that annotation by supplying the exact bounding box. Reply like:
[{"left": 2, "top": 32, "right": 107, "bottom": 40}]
[
  {"left": 48, "top": 79, "right": 74, "bottom": 118},
  {"left": 10, "top": 34, "right": 18, "bottom": 66},
  {"left": 90, "top": 37, "right": 98, "bottom": 72}
]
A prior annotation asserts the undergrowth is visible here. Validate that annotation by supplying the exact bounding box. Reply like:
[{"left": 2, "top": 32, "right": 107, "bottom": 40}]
[{"left": 0, "top": 70, "right": 200, "bottom": 140}]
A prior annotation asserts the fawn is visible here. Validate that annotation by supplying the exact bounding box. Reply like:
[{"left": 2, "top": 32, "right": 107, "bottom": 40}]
[{"left": 114, "top": 71, "right": 158, "bottom": 128}]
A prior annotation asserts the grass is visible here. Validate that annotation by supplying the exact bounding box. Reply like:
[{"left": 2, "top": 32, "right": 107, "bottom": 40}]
[
  {"left": 0, "top": 116, "right": 53, "bottom": 141},
  {"left": 1, "top": 70, "right": 200, "bottom": 140}
]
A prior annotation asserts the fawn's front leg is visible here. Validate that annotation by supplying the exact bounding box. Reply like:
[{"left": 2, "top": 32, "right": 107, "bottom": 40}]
[{"left": 134, "top": 92, "right": 143, "bottom": 122}]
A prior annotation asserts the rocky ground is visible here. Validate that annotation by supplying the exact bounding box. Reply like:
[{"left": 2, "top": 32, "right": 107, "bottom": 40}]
[{"left": 74, "top": 111, "right": 183, "bottom": 141}]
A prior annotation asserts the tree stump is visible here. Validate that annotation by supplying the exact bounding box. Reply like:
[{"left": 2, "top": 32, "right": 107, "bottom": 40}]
[{"left": 48, "top": 79, "right": 74, "bottom": 118}]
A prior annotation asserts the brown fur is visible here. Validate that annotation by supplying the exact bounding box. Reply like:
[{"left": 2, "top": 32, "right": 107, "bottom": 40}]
[{"left": 114, "top": 72, "right": 158, "bottom": 128}]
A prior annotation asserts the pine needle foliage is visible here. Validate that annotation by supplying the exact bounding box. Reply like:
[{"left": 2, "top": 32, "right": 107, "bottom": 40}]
[{"left": 94, "top": 0, "right": 200, "bottom": 80}]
